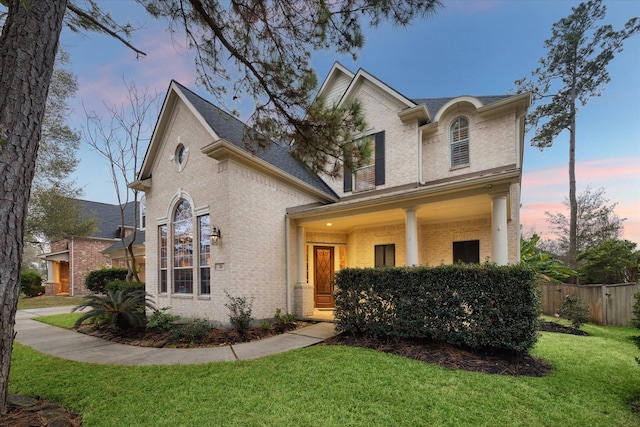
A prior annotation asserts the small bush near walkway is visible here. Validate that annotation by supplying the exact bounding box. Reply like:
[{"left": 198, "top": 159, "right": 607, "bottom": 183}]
[
  {"left": 84, "top": 268, "right": 128, "bottom": 294},
  {"left": 19, "top": 270, "right": 45, "bottom": 298}
]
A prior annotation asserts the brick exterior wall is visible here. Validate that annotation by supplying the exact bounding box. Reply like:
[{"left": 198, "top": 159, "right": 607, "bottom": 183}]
[
  {"left": 322, "top": 79, "right": 420, "bottom": 197},
  {"left": 144, "top": 101, "right": 323, "bottom": 323},
  {"left": 69, "top": 238, "right": 114, "bottom": 295},
  {"left": 422, "top": 107, "right": 517, "bottom": 183}
]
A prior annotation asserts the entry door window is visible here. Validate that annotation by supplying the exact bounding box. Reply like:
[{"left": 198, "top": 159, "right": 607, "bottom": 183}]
[{"left": 453, "top": 240, "right": 480, "bottom": 263}]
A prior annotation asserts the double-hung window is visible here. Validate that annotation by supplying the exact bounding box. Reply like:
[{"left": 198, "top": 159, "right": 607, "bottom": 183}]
[
  {"left": 198, "top": 215, "right": 211, "bottom": 295},
  {"left": 450, "top": 117, "right": 470, "bottom": 168},
  {"left": 343, "top": 131, "right": 385, "bottom": 193},
  {"left": 354, "top": 135, "right": 375, "bottom": 191}
]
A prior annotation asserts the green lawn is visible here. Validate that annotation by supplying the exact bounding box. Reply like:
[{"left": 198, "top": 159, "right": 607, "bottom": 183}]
[
  {"left": 9, "top": 321, "right": 640, "bottom": 426},
  {"left": 17, "top": 295, "right": 85, "bottom": 310}
]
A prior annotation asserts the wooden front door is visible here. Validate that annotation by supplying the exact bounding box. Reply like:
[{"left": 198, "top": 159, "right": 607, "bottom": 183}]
[
  {"left": 314, "top": 246, "right": 335, "bottom": 308},
  {"left": 58, "top": 261, "right": 70, "bottom": 294}
]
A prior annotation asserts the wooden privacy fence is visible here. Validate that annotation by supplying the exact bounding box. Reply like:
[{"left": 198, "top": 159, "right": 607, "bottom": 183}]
[{"left": 539, "top": 282, "right": 639, "bottom": 327}]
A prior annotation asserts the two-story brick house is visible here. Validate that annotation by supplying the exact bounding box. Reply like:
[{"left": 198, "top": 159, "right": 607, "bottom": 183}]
[{"left": 132, "top": 63, "right": 530, "bottom": 322}]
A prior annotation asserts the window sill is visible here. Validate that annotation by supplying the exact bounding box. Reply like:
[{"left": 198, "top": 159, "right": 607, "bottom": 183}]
[
  {"left": 197, "top": 295, "right": 211, "bottom": 301},
  {"left": 449, "top": 164, "right": 470, "bottom": 171},
  {"left": 172, "top": 294, "right": 194, "bottom": 299}
]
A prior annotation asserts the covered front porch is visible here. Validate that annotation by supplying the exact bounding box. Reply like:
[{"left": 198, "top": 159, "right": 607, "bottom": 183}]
[
  {"left": 39, "top": 250, "right": 70, "bottom": 296},
  {"left": 287, "top": 178, "right": 519, "bottom": 318}
]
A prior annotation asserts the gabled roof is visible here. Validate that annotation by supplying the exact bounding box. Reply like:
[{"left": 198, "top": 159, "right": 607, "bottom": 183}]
[
  {"left": 77, "top": 200, "right": 138, "bottom": 240},
  {"left": 412, "top": 96, "right": 511, "bottom": 120},
  {"left": 316, "top": 63, "right": 516, "bottom": 125},
  {"left": 103, "top": 230, "right": 145, "bottom": 254},
  {"left": 135, "top": 81, "right": 337, "bottom": 200}
]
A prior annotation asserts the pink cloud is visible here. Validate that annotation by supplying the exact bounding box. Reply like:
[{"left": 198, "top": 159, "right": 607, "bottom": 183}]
[{"left": 521, "top": 157, "right": 640, "bottom": 244}]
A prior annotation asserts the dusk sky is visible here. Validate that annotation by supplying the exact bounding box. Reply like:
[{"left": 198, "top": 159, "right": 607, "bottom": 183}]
[{"left": 57, "top": 0, "right": 639, "bottom": 244}]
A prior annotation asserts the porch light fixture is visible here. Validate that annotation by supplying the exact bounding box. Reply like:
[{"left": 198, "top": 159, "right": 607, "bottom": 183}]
[{"left": 210, "top": 225, "right": 221, "bottom": 246}]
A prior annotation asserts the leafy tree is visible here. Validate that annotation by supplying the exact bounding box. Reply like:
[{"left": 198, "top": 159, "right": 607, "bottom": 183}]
[
  {"left": 545, "top": 186, "right": 625, "bottom": 257},
  {"left": 520, "top": 234, "right": 576, "bottom": 283},
  {"left": 25, "top": 186, "right": 97, "bottom": 243},
  {"left": 85, "top": 81, "right": 160, "bottom": 282},
  {"left": 515, "top": 0, "right": 639, "bottom": 268},
  {"left": 0, "top": 0, "right": 443, "bottom": 413},
  {"left": 23, "top": 49, "right": 89, "bottom": 268},
  {"left": 577, "top": 239, "right": 638, "bottom": 284}
]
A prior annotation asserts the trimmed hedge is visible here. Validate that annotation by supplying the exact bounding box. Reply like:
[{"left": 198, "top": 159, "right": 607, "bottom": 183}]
[
  {"left": 85, "top": 268, "right": 128, "bottom": 294},
  {"left": 106, "top": 279, "right": 145, "bottom": 294},
  {"left": 20, "top": 270, "right": 45, "bottom": 297},
  {"left": 334, "top": 263, "right": 539, "bottom": 354}
]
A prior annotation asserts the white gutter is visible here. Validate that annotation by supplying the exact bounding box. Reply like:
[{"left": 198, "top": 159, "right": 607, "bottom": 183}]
[
  {"left": 418, "top": 127, "right": 424, "bottom": 185},
  {"left": 284, "top": 216, "right": 291, "bottom": 314}
]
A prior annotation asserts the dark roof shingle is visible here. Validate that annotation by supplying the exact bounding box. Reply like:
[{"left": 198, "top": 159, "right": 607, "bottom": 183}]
[{"left": 173, "top": 81, "right": 338, "bottom": 199}]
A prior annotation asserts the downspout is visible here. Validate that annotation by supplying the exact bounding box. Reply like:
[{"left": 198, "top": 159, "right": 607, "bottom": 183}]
[
  {"left": 515, "top": 112, "right": 527, "bottom": 262},
  {"left": 70, "top": 237, "right": 75, "bottom": 296},
  {"left": 284, "top": 215, "right": 291, "bottom": 314},
  {"left": 417, "top": 127, "right": 424, "bottom": 185}
]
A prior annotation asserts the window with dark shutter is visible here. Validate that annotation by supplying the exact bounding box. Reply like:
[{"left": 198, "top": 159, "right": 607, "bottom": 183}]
[{"left": 352, "top": 131, "right": 385, "bottom": 192}]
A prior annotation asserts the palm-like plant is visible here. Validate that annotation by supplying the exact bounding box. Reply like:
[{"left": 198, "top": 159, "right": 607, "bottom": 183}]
[
  {"left": 72, "top": 289, "right": 156, "bottom": 330},
  {"left": 521, "top": 234, "right": 577, "bottom": 283}
]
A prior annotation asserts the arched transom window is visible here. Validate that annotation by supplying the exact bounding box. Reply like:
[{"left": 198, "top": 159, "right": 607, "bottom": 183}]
[
  {"left": 450, "top": 117, "right": 470, "bottom": 168},
  {"left": 158, "top": 198, "right": 211, "bottom": 295},
  {"left": 173, "top": 199, "right": 194, "bottom": 293}
]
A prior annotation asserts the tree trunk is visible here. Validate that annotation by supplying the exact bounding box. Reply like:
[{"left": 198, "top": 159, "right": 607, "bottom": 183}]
[
  {"left": 0, "top": 0, "right": 68, "bottom": 414},
  {"left": 568, "top": 89, "right": 578, "bottom": 269}
]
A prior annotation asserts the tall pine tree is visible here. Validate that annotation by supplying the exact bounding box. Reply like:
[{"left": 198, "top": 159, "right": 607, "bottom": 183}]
[{"left": 515, "top": 0, "right": 639, "bottom": 267}]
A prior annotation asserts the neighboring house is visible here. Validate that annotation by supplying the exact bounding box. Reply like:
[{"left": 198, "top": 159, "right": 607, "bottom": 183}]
[
  {"left": 40, "top": 200, "right": 143, "bottom": 295},
  {"left": 131, "top": 63, "right": 530, "bottom": 322}
]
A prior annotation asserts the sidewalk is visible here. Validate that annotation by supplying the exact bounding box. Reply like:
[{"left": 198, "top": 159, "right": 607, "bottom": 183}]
[{"left": 14, "top": 307, "right": 336, "bottom": 365}]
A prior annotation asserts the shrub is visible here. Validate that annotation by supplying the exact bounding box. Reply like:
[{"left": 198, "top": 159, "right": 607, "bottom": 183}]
[
  {"left": 577, "top": 239, "right": 638, "bottom": 284},
  {"left": 171, "top": 317, "right": 214, "bottom": 343},
  {"left": 106, "top": 279, "right": 145, "bottom": 294},
  {"left": 20, "top": 270, "right": 45, "bottom": 297},
  {"left": 260, "top": 320, "right": 273, "bottom": 330},
  {"left": 274, "top": 308, "right": 295, "bottom": 325},
  {"left": 224, "top": 291, "right": 254, "bottom": 333},
  {"left": 85, "top": 268, "right": 128, "bottom": 294},
  {"left": 334, "top": 263, "right": 539, "bottom": 354},
  {"left": 72, "top": 289, "right": 155, "bottom": 330},
  {"left": 147, "top": 307, "right": 180, "bottom": 333},
  {"left": 558, "top": 295, "right": 590, "bottom": 329},
  {"left": 632, "top": 291, "right": 640, "bottom": 365}
]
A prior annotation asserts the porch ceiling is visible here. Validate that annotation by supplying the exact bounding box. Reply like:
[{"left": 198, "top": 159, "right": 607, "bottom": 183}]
[{"left": 299, "top": 194, "right": 491, "bottom": 233}]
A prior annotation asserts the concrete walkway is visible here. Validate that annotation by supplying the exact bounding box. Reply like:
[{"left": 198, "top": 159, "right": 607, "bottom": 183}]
[{"left": 14, "top": 307, "right": 337, "bottom": 366}]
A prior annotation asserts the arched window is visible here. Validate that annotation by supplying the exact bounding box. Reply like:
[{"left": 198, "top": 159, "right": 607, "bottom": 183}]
[
  {"left": 450, "top": 117, "right": 470, "bottom": 168},
  {"left": 173, "top": 199, "right": 193, "bottom": 293}
]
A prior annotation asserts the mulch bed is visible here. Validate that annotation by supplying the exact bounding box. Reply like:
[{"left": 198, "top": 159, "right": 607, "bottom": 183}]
[
  {"left": 323, "top": 334, "right": 553, "bottom": 377},
  {"left": 538, "top": 320, "right": 589, "bottom": 336},
  {"left": 3, "top": 319, "right": 589, "bottom": 425},
  {"left": 74, "top": 320, "right": 311, "bottom": 348}
]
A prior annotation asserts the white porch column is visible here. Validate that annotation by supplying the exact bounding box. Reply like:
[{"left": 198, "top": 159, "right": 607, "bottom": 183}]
[
  {"left": 294, "top": 225, "right": 313, "bottom": 317},
  {"left": 491, "top": 194, "right": 508, "bottom": 265},
  {"left": 405, "top": 207, "right": 419, "bottom": 266},
  {"left": 46, "top": 261, "right": 54, "bottom": 282},
  {"left": 296, "top": 225, "right": 305, "bottom": 285}
]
